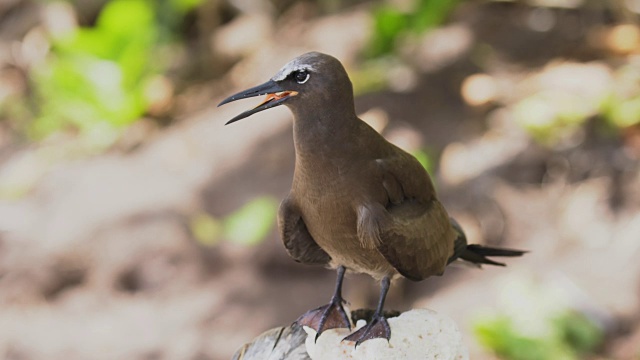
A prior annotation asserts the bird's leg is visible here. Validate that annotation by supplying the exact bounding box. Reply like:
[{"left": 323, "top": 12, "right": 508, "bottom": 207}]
[
  {"left": 343, "top": 275, "right": 391, "bottom": 347},
  {"left": 296, "top": 265, "right": 351, "bottom": 340}
]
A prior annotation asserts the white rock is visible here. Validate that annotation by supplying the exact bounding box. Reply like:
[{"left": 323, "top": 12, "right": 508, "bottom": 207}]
[{"left": 304, "top": 309, "right": 469, "bottom": 360}]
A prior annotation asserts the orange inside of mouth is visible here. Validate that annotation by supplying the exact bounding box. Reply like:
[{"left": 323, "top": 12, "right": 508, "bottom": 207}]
[{"left": 254, "top": 91, "right": 298, "bottom": 108}]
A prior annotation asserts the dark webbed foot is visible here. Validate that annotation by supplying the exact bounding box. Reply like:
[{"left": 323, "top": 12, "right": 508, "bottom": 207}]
[
  {"left": 296, "top": 297, "right": 351, "bottom": 340},
  {"left": 342, "top": 275, "right": 392, "bottom": 347},
  {"left": 342, "top": 313, "right": 390, "bottom": 346},
  {"left": 296, "top": 266, "right": 351, "bottom": 340}
]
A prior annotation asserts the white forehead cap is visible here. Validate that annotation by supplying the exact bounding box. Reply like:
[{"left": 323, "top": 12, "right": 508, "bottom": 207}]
[{"left": 271, "top": 57, "right": 316, "bottom": 82}]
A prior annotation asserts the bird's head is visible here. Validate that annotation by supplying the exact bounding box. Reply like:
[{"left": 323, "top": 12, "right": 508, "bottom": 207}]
[{"left": 218, "top": 52, "right": 353, "bottom": 125}]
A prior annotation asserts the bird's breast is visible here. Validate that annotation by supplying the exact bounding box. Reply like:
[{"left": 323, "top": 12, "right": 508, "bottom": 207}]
[{"left": 291, "top": 160, "right": 396, "bottom": 278}]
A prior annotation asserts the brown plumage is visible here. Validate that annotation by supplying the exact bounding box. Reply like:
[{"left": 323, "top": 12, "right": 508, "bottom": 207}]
[{"left": 219, "top": 52, "right": 526, "bottom": 346}]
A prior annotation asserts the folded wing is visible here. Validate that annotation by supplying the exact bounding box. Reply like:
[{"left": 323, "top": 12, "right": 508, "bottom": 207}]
[{"left": 357, "top": 151, "right": 456, "bottom": 281}]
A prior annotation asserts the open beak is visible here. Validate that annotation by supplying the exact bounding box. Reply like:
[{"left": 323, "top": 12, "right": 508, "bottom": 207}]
[{"left": 218, "top": 80, "right": 298, "bottom": 125}]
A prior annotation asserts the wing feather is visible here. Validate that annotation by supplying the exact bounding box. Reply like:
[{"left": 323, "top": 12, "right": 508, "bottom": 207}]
[
  {"left": 358, "top": 152, "right": 455, "bottom": 281},
  {"left": 278, "top": 195, "right": 331, "bottom": 265}
]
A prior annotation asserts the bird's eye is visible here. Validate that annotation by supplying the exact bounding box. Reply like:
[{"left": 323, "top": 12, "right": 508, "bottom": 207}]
[{"left": 294, "top": 70, "right": 310, "bottom": 84}]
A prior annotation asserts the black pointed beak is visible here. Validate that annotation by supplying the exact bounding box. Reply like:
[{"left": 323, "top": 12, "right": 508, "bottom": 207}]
[{"left": 218, "top": 80, "right": 298, "bottom": 125}]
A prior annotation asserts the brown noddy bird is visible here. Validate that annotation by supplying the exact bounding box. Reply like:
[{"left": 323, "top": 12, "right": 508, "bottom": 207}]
[{"left": 219, "top": 52, "right": 526, "bottom": 346}]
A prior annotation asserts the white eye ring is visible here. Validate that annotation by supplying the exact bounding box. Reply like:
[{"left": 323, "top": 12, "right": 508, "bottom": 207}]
[{"left": 295, "top": 70, "right": 310, "bottom": 84}]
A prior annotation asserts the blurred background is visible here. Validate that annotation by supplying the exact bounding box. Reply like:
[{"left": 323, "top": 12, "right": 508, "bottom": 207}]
[{"left": 0, "top": 0, "right": 639, "bottom": 359}]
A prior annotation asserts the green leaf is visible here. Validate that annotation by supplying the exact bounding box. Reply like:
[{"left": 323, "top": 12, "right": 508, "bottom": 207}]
[
  {"left": 554, "top": 311, "right": 603, "bottom": 354},
  {"left": 367, "top": 0, "right": 462, "bottom": 58},
  {"left": 602, "top": 94, "right": 640, "bottom": 128},
  {"left": 411, "top": 0, "right": 460, "bottom": 32},
  {"left": 474, "top": 306, "right": 604, "bottom": 360},
  {"left": 368, "top": 7, "right": 408, "bottom": 57},
  {"left": 28, "top": 0, "right": 164, "bottom": 141},
  {"left": 170, "top": 0, "right": 204, "bottom": 13},
  {"left": 223, "top": 197, "right": 279, "bottom": 246},
  {"left": 190, "top": 213, "right": 222, "bottom": 246},
  {"left": 97, "top": 0, "right": 155, "bottom": 36},
  {"left": 474, "top": 315, "right": 574, "bottom": 360}
]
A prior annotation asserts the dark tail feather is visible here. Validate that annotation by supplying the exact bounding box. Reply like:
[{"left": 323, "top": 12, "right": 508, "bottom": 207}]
[
  {"left": 448, "top": 217, "right": 527, "bottom": 267},
  {"left": 460, "top": 245, "right": 527, "bottom": 267},
  {"left": 466, "top": 244, "right": 528, "bottom": 257}
]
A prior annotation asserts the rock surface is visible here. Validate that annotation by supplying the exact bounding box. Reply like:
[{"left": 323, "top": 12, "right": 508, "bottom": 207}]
[
  {"left": 305, "top": 309, "right": 469, "bottom": 360},
  {"left": 233, "top": 309, "right": 468, "bottom": 360}
]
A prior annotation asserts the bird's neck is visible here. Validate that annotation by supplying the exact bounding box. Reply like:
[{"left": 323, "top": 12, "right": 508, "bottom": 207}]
[{"left": 290, "top": 105, "right": 359, "bottom": 160}]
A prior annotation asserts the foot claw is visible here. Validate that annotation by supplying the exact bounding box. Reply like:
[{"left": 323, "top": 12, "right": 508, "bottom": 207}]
[
  {"left": 342, "top": 315, "right": 390, "bottom": 347},
  {"left": 296, "top": 299, "right": 351, "bottom": 341}
]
